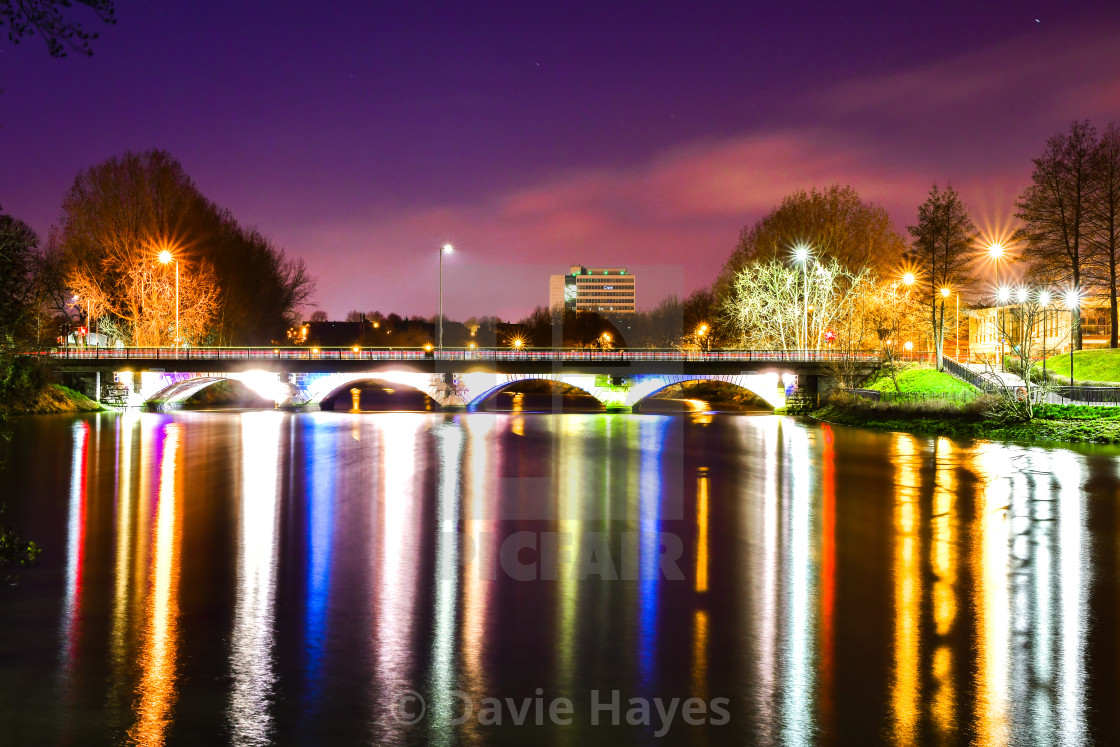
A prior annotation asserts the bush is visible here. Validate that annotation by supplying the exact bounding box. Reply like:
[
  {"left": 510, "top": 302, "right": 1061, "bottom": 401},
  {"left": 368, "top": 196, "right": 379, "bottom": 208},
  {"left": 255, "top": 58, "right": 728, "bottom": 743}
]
[{"left": 0, "top": 355, "right": 52, "bottom": 407}]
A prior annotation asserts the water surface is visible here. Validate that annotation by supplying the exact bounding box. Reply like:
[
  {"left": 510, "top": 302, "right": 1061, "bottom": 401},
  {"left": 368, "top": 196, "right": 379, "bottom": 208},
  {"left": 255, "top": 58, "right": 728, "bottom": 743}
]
[{"left": 2, "top": 411, "right": 1119, "bottom": 745}]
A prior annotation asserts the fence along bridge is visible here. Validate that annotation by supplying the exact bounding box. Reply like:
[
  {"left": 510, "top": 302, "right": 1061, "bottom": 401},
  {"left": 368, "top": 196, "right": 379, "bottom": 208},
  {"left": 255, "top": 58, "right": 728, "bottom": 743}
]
[{"left": 45, "top": 347, "right": 880, "bottom": 410}]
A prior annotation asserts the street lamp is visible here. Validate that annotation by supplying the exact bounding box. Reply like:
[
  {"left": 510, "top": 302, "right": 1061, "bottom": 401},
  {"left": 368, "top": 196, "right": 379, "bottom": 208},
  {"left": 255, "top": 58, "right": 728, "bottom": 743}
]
[
  {"left": 940, "top": 287, "right": 959, "bottom": 360},
  {"left": 793, "top": 244, "right": 811, "bottom": 350},
  {"left": 997, "top": 286, "right": 1010, "bottom": 370},
  {"left": 439, "top": 243, "right": 453, "bottom": 354},
  {"left": 158, "top": 248, "right": 179, "bottom": 349},
  {"left": 1064, "top": 288, "right": 1081, "bottom": 387},
  {"left": 696, "top": 323, "right": 709, "bottom": 352},
  {"left": 1040, "top": 289, "right": 1052, "bottom": 381}
]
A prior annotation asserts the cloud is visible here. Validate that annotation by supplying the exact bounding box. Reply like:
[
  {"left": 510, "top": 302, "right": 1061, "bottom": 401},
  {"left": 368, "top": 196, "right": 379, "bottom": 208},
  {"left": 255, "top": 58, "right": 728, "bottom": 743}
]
[
  {"left": 818, "top": 22, "right": 1120, "bottom": 121},
  {"left": 290, "top": 20, "right": 1120, "bottom": 318}
]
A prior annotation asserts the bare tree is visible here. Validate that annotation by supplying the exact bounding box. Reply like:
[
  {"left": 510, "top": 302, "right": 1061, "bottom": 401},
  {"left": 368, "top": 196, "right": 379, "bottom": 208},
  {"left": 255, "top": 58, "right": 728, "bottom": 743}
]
[
  {"left": 1, "top": 0, "right": 114, "bottom": 57},
  {"left": 907, "top": 184, "right": 978, "bottom": 370},
  {"left": 721, "top": 256, "right": 873, "bottom": 350},
  {"left": 1087, "top": 124, "right": 1120, "bottom": 348},
  {"left": 862, "top": 279, "right": 924, "bottom": 392},
  {"left": 1016, "top": 120, "right": 1098, "bottom": 350},
  {"left": 980, "top": 290, "right": 1069, "bottom": 421}
]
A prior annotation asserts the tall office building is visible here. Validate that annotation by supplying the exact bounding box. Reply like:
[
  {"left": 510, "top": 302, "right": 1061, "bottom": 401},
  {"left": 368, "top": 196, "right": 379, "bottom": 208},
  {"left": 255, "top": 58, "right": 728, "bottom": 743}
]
[{"left": 549, "top": 265, "right": 636, "bottom": 313}]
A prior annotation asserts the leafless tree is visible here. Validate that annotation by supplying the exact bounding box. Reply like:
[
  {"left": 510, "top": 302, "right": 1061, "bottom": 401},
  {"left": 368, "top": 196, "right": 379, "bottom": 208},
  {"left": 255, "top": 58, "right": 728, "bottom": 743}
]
[
  {"left": 1, "top": 0, "right": 114, "bottom": 57},
  {"left": 907, "top": 184, "right": 979, "bottom": 370},
  {"left": 1016, "top": 120, "right": 1098, "bottom": 350},
  {"left": 721, "top": 256, "right": 874, "bottom": 351},
  {"left": 1086, "top": 124, "right": 1120, "bottom": 348}
]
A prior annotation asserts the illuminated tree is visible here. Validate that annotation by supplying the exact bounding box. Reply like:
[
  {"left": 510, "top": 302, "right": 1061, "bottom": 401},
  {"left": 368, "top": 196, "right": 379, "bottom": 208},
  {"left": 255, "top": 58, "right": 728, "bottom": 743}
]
[
  {"left": 861, "top": 279, "right": 924, "bottom": 392},
  {"left": 58, "top": 150, "right": 314, "bottom": 345},
  {"left": 716, "top": 185, "right": 906, "bottom": 301},
  {"left": 721, "top": 256, "right": 873, "bottom": 350},
  {"left": 68, "top": 253, "right": 218, "bottom": 345}
]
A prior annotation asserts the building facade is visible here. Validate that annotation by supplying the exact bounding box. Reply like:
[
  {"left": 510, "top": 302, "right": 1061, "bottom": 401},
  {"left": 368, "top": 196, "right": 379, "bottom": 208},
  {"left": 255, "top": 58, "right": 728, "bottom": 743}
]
[
  {"left": 968, "top": 304, "right": 1112, "bottom": 361},
  {"left": 549, "top": 265, "right": 636, "bottom": 313}
]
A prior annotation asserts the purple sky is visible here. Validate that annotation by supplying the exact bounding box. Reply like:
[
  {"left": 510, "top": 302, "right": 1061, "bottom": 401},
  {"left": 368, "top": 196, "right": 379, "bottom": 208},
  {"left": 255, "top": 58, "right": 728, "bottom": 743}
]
[{"left": 2, "top": 1, "right": 1119, "bottom": 320}]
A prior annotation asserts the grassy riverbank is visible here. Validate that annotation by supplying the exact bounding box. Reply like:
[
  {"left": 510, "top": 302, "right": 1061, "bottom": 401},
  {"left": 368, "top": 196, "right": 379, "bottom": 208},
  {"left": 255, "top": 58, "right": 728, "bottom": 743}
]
[
  {"left": 862, "top": 365, "right": 978, "bottom": 396},
  {"left": 1038, "top": 348, "right": 1120, "bottom": 384},
  {"left": 813, "top": 394, "right": 1120, "bottom": 444},
  {"left": 0, "top": 384, "right": 106, "bottom": 414}
]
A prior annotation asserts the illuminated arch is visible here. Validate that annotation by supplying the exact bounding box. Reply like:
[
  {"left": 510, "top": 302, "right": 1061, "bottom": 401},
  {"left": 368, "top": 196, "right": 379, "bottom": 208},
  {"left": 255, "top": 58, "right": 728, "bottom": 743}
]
[
  {"left": 145, "top": 375, "right": 230, "bottom": 405},
  {"left": 143, "top": 372, "right": 291, "bottom": 407},
  {"left": 298, "top": 371, "right": 442, "bottom": 406},
  {"left": 467, "top": 376, "right": 604, "bottom": 410},
  {"left": 626, "top": 374, "right": 784, "bottom": 410}
]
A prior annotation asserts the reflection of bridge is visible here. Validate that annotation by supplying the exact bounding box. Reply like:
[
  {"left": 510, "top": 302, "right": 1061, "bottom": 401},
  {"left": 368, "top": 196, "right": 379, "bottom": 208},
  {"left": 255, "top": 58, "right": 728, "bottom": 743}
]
[{"left": 46, "top": 347, "right": 878, "bottom": 410}]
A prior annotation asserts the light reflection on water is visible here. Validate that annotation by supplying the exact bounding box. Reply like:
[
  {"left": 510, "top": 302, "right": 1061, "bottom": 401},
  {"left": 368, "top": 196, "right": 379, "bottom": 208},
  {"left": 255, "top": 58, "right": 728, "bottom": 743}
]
[
  {"left": 227, "top": 412, "right": 283, "bottom": 745},
  {"left": 3, "top": 411, "right": 1117, "bottom": 744}
]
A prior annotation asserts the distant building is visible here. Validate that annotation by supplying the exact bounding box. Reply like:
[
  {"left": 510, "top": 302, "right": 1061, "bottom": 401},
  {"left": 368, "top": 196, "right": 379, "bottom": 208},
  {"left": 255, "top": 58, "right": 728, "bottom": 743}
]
[
  {"left": 968, "top": 303, "right": 1112, "bottom": 361},
  {"left": 549, "top": 265, "right": 636, "bottom": 313}
]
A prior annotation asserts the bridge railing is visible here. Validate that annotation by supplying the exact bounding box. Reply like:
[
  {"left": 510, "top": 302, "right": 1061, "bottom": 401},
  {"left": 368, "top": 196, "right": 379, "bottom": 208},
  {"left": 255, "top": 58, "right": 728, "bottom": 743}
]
[{"left": 39, "top": 346, "right": 883, "bottom": 364}]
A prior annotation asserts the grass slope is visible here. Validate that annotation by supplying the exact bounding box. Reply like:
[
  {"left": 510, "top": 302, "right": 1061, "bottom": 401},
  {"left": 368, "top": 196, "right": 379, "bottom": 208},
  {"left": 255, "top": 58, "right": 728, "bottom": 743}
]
[
  {"left": 0, "top": 384, "right": 105, "bottom": 414},
  {"left": 1040, "top": 349, "right": 1120, "bottom": 383},
  {"left": 862, "top": 365, "right": 978, "bottom": 396}
]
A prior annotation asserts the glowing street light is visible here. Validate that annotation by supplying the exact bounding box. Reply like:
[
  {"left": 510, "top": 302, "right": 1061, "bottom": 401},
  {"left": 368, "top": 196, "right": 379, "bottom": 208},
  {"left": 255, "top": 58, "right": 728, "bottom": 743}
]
[
  {"left": 902, "top": 272, "right": 916, "bottom": 286},
  {"left": 439, "top": 243, "right": 454, "bottom": 354},
  {"left": 792, "top": 243, "right": 811, "bottom": 349},
  {"left": 158, "top": 247, "right": 179, "bottom": 350}
]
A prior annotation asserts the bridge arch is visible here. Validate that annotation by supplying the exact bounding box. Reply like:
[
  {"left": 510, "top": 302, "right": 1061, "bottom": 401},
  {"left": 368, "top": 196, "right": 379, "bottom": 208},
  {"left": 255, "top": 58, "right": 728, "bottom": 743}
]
[
  {"left": 316, "top": 376, "right": 439, "bottom": 410},
  {"left": 298, "top": 371, "right": 442, "bottom": 406},
  {"left": 625, "top": 373, "right": 785, "bottom": 410},
  {"left": 145, "top": 375, "right": 231, "bottom": 406},
  {"left": 142, "top": 371, "right": 292, "bottom": 407},
  {"left": 468, "top": 376, "right": 604, "bottom": 410}
]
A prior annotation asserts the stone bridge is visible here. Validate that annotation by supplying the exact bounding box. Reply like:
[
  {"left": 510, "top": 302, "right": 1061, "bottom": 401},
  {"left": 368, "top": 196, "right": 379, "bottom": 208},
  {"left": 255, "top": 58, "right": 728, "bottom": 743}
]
[{"left": 46, "top": 347, "right": 879, "bottom": 410}]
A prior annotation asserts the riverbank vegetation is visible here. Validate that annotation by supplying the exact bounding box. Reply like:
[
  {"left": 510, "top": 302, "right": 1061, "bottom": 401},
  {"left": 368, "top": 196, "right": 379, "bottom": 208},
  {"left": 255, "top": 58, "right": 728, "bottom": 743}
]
[{"left": 814, "top": 391, "right": 1120, "bottom": 444}]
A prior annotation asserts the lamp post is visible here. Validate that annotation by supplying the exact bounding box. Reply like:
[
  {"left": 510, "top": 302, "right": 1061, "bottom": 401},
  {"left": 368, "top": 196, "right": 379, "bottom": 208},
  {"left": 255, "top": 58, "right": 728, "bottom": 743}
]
[
  {"left": 1065, "top": 289, "right": 1080, "bottom": 387},
  {"left": 901, "top": 271, "right": 916, "bottom": 355},
  {"left": 439, "top": 243, "right": 453, "bottom": 354},
  {"left": 158, "top": 248, "right": 179, "bottom": 350},
  {"left": 794, "top": 245, "right": 810, "bottom": 350},
  {"left": 996, "top": 286, "right": 1010, "bottom": 371},
  {"left": 696, "top": 323, "right": 709, "bottom": 353},
  {"left": 1040, "top": 289, "right": 1051, "bottom": 381},
  {"left": 940, "top": 287, "right": 958, "bottom": 360},
  {"left": 987, "top": 242, "right": 1006, "bottom": 370}
]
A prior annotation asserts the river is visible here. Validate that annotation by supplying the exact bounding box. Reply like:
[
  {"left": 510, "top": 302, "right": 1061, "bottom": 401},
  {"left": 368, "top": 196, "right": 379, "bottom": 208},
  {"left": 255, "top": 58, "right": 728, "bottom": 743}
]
[{"left": 1, "top": 410, "right": 1119, "bottom": 745}]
